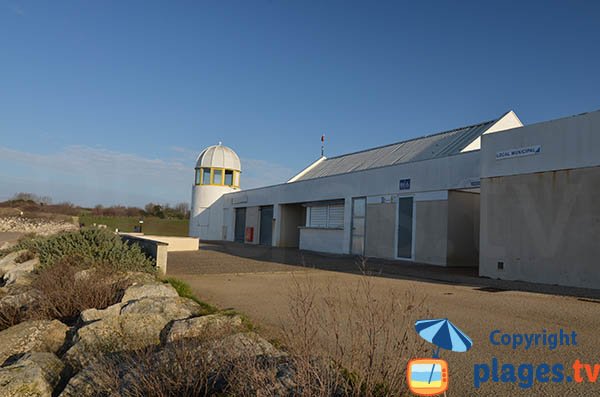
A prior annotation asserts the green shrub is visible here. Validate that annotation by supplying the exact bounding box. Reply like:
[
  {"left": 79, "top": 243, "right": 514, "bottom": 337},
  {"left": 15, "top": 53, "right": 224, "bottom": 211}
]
[
  {"left": 17, "top": 228, "right": 154, "bottom": 273},
  {"left": 162, "top": 277, "right": 217, "bottom": 315}
]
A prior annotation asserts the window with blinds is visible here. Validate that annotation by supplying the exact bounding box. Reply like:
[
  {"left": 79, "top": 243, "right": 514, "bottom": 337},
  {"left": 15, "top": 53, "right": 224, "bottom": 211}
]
[{"left": 307, "top": 203, "right": 344, "bottom": 228}]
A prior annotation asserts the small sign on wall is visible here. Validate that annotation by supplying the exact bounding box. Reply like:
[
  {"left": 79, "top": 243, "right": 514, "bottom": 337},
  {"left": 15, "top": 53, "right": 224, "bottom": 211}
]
[
  {"left": 399, "top": 178, "right": 411, "bottom": 190},
  {"left": 496, "top": 145, "right": 541, "bottom": 160}
]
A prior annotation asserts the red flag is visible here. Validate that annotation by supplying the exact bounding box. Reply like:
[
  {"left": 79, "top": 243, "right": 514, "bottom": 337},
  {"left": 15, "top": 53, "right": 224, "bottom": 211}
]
[{"left": 321, "top": 134, "right": 325, "bottom": 143}]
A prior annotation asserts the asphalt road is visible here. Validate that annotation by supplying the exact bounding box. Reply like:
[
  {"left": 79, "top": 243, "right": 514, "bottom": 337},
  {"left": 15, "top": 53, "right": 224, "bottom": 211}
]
[{"left": 168, "top": 242, "right": 600, "bottom": 396}]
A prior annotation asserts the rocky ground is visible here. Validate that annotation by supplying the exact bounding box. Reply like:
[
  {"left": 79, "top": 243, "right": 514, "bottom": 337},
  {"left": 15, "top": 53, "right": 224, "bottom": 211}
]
[
  {"left": 0, "top": 250, "right": 291, "bottom": 397},
  {"left": 0, "top": 216, "right": 78, "bottom": 238}
]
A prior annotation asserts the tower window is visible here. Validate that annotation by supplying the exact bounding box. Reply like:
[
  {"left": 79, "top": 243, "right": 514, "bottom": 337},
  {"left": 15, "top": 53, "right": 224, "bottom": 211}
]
[
  {"left": 195, "top": 169, "right": 201, "bottom": 185},
  {"left": 213, "top": 169, "right": 223, "bottom": 185},
  {"left": 202, "top": 168, "right": 211, "bottom": 185},
  {"left": 224, "top": 170, "right": 234, "bottom": 186}
]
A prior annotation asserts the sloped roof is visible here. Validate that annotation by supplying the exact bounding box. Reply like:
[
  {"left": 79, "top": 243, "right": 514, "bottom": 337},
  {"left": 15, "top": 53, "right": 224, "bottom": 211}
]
[{"left": 294, "top": 118, "right": 497, "bottom": 181}]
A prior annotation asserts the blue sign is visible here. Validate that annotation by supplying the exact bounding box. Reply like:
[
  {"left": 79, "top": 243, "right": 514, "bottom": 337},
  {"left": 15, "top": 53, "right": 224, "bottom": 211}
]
[{"left": 399, "top": 178, "right": 411, "bottom": 190}]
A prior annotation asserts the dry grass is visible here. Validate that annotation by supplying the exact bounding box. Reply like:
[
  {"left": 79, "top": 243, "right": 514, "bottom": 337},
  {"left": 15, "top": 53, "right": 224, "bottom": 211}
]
[
  {"left": 277, "top": 259, "right": 429, "bottom": 397},
  {"left": 31, "top": 259, "right": 129, "bottom": 324},
  {"left": 0, "top": 302, "right": 30, "bottom": 331},
  {"left": 0, "top": 259, "right": 131, "bottom": 330},
  {"left": 69, "top": 326, "right": 240, "bottom": 396}
]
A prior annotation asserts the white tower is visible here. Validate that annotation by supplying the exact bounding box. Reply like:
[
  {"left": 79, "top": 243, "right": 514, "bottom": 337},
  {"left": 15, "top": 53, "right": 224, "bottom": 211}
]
[{"left": 189, "top": 144, "right": 241, "bottom": 240}]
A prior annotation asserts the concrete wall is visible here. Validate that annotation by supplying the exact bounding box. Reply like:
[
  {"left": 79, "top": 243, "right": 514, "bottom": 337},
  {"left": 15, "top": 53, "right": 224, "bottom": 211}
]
[
  {"left": 299, "top": 228, "right": 345, "bottom": 254},
  {"left": 481, "top": 110, "right": 600, "bottom": 179},
  {"left": 365, "top": 202, "right": 396, "bottom": 259},
  {"left": 278, "top": 204, "right": 304, "bottom": 248},
  {"left": 244, "top": 206, "right": 260, "bottom": 244},
  {"left": 139, "top": 235, "right": 199, "bottom": 252},
  {"left": 447, "top": 191, "right": 480, "bottom": 267},
  {"left": 120, "top": 235, "right": 168, "bottom": 275},
  {"left": 224, "top": 151, "right": 481, "bottom": 254},
  {"left": 480, "top": 166, "right": 600, "bottom": 288},
  {"left": 414, "top": 200, "right": 448, "bottom": 266}
]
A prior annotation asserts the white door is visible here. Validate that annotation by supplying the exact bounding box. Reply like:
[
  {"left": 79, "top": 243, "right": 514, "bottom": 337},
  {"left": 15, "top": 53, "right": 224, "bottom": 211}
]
[{"left": 351, "top": 197, "right": 366, "bottom": 255}]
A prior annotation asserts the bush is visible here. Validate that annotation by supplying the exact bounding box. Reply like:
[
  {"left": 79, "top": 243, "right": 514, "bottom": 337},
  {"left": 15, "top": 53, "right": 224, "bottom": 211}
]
[
  {"left": 17, "top": 228, "right": 154, "bottom": 273},
  {"left": 32, "top": 259, "right": 130, "bottom": 324},
  {"left": 279, "top": 262, "right": 430, "bottom": 397}
]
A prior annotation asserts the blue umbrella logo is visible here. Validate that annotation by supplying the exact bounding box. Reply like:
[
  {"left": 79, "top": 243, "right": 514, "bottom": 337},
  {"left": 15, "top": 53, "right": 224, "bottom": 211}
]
[{"left": 414, "top": 318, "right": 472, "bottom": 388}]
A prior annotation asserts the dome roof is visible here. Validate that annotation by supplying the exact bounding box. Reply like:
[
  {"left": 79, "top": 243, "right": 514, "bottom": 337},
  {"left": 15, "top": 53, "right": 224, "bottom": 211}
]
[{"left": 195, "top": 144, "right": 241, "bottom": 171}]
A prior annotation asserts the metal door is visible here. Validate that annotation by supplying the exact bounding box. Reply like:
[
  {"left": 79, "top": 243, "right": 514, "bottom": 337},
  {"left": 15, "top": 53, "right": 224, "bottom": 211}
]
[
  {"left": 234, "top": 208, "right": 246, "bottom": 243},
  {"left": 259, "top": 206, "right": 274, "bottom": 246},
  {"left": 397, "top": 197, "right": 414, "bottom": 259},
  {"left": 351, "top": 197, "right": 366, "bottom": 255}
]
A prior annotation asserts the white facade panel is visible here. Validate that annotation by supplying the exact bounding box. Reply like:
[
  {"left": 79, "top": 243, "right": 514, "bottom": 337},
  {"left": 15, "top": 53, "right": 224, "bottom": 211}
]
[{"left": 481, "top": 110, "right": 600, "bottom": 178}]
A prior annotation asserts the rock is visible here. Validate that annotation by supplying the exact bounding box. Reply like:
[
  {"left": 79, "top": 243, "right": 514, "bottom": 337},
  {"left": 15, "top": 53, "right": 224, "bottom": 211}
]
[
  {"left": 59, "top": 363, "right": 107, "bottom": 397},
  {"left": 2, "top": 257, "right": 38, "bottom": 286},
  {"left": 0, "top": 249, "right": 28, "bottom": 275},
  {"left": 64, "top": 313, "right": 170, "bottom": 370},
  {"left": 0, "top": 216, "right": 77, "bottom": 236},
  {"left": 0, "top": 241, "right": 16, "bottom": 251},
  {"left": 164, "top": 314, "right": 243, "bottom": 343},
  {"left": 119, "top": 271, "right": 157, "bottom": 286},
  {"left": 79, "top": 302, "right": 124, "bottom": 323},
  {"left": 0, "top": 352, "right": 64, "bottom": 397},
  {"left": 121, "top": 296, "right": 202, "bottom": 320},
  {"left": 217, "top": 332, "right": 284, "bottom": 360},
  {"left": 121, "top": 282, "right": 178, "bottom": 302},
  {"left": 0, "top": 320, "right": 68, "bottom": 365},
  {"left": 0, "top": 289, "right": 42, "bottom": 311}
]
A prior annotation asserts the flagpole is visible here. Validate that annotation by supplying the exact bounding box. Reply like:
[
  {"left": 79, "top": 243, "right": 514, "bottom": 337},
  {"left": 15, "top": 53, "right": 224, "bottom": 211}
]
[{"left": 321, "top": 134, "right": 325, "bottom": 157}]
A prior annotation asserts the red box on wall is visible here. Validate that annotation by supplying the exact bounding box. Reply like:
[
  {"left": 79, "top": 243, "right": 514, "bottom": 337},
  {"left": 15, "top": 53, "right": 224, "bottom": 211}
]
[{"left": 245, "top": 227, "right": 254, "bottom": 242}]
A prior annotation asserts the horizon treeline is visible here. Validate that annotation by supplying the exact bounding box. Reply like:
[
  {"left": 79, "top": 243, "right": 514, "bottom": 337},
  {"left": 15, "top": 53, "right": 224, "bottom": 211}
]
[{"left": 1, "top": 192, "right": 190, "bottom": 219}]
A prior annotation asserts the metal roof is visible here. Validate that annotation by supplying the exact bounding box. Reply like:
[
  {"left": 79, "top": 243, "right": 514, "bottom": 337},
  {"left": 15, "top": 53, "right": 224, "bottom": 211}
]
[{"left": 295, "top": 118, "right": 497, "bottom": 181}]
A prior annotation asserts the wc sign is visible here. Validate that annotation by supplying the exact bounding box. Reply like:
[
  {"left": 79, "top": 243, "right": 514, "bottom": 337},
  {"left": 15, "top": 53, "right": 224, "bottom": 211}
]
[
  {"left": 399, "top": 178, "right": 411, "bottom": 190},
  {"left": 496, "top": 145, "right": 541, "bottom": 160}
]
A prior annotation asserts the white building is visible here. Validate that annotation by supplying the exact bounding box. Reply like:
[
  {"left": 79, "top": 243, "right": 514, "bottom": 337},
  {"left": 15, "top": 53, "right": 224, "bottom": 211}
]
[{"left": 189, "top": 109, "right": 600, "bottom": 289}]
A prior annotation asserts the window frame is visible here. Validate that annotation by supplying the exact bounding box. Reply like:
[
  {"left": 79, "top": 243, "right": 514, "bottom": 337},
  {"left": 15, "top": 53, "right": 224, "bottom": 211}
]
[
  {"left": 306, "top": 203, "right": 345, "bottom": 229},
  {"left": 201, "top": 168, "right": 211, "bottom": 185}
]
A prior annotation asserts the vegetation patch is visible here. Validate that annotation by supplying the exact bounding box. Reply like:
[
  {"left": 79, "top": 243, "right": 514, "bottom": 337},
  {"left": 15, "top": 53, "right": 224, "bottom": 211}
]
[
  {"left": 79, "top": 215, "right": 189, "bottom": 236},
  {"left": 162, "top": 277, "right": 218, "bottom": 315},
  {"left": 16, "top": 228, "right": 154, "bottom": 273}
]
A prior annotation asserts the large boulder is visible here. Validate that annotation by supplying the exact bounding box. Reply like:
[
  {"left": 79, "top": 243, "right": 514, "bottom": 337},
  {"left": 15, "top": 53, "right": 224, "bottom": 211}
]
[
  {"left": 64, "top": 313, "right": 172, "bottom": 370},
  {"left": 121, "top": 296, "right": 204, "bottom": 320},
  {"left": 0, "top": 249, "right": 28, "bottom": 275},
  {"left": 217, "top": 332, "right": 285, "bottom": 359},
  {"left": 0, "top": 352, "right": 64, "bottom": 397},
  {"left": 0, "top": 320, "right": 68, "bottom": 365},
  {"left": 2, "top": 257, "right": 38, "bottom": 286},
  {"left": 79, "top": 302, "right": 124, "bottom": 323},
  {"left": 58, "top": 363, "right": 106, "bottom": 397},
  {"left": 121, "top": 283, "right": 178, "bottom": 302},
  {"left": 164, "top": 314, "right": 243, "bottom": 343}
]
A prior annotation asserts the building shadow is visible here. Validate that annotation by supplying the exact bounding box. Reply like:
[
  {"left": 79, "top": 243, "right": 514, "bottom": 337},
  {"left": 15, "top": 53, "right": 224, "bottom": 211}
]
[{"left": 197, "top": 241, "right": 600, "bottom": 300}]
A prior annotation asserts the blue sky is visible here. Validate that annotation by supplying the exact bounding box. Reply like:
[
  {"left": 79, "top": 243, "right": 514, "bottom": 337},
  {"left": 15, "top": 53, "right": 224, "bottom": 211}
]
[{"left": 1, "top": 1, "right": 599, "bottom": 207}]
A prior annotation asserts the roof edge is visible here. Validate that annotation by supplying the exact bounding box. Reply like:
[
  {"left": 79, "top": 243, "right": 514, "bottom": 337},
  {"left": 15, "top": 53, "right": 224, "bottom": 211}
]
[{"left": 287, "top": 156, "right": 327, "bottom": 183}]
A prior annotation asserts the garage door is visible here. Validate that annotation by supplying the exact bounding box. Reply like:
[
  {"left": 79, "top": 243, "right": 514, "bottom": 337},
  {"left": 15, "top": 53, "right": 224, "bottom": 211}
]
[
  {"left": 234, "top": 208, "right": 246, "bottom": 243},
  {"left": 259, "top": 206, "right": 273, "bottom": 246}
]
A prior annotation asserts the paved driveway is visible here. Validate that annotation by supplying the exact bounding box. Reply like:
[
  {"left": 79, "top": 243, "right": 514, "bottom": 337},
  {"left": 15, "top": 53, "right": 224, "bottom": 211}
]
[{"left": 168, "top": 242, "right": 600, "bottom": 396}]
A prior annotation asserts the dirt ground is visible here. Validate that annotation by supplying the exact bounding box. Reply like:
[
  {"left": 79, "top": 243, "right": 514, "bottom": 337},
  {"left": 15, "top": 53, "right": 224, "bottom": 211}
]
[
  {"left": 0, "top": 232, "right": 23, "bottom": 246},
  {"left": 168, "top": 242, "right": 600, "bottom": 396}
]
